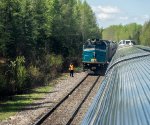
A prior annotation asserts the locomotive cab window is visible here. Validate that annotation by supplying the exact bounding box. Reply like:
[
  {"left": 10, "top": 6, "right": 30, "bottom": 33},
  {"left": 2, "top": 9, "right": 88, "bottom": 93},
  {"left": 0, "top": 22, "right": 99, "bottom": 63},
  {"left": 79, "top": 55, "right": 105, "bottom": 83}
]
[
  {"left": 83, "top": 41, "right": 96, "bottom": 49},
  {"left": 96, "top": 41, "right": 107, "bottom": 50}
]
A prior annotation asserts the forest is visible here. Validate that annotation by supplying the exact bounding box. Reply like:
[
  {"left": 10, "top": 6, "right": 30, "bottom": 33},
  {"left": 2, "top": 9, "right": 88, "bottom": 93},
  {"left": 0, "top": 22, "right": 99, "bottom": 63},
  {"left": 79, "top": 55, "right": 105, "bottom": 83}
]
[
  {"left": 0, "top": 0, "right": 100, "bottom": 97},
  {"left": 102, "top": 22, "right": 150, "bottom": 46},
  {"left": 0, "top": 0, "right": 150, "bottom": 97}
]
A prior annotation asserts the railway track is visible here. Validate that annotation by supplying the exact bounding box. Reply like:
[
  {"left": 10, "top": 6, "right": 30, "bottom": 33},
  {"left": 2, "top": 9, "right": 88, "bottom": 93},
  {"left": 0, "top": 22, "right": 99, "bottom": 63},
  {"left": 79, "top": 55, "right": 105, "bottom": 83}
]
[{"left": 32, "top": 74, "right": 103, "bottom": 125}]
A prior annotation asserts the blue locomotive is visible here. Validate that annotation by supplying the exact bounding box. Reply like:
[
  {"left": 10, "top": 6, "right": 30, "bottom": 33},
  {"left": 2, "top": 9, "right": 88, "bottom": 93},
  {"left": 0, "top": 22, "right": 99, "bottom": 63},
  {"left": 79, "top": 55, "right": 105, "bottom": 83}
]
[{"left": 82, "top": 39, "right": 117, "bottom": 73}]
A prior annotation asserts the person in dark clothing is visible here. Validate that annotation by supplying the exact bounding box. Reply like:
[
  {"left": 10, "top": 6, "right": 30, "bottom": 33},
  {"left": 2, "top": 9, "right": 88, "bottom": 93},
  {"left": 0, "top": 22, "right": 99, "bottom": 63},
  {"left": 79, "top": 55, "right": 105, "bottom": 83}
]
[{"left": 69, "top": 63, "right": 74, "bottom": 77}]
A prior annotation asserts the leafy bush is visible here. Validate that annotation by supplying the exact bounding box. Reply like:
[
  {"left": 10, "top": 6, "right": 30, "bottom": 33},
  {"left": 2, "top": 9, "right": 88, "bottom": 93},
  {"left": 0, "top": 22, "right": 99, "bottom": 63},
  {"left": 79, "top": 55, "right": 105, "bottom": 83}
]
[
  {"left": 45, "top": 54, "right": 63, "bottom": 68},
  {"left": 27, "top": 65, "right": 42, "bottom": 86},
  {"left": 16, "top": 56, "right": 27, "bottom": 91},
  {"left": 28, "top": 65, "right": 41, "bottom": 78},
  {"left": 43, "top": 54, "right": 63, "bottom": 84},
  {"left": 9, "top": 56, "right": 27, "bottom": 93}
]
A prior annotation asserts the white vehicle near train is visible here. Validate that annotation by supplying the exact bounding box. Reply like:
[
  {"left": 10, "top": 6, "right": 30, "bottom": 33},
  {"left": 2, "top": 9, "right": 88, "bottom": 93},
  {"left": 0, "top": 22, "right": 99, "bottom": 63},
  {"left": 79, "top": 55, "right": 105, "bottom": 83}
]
[{"left": 119, "top": 39, "right": 136, "bottom": 46}]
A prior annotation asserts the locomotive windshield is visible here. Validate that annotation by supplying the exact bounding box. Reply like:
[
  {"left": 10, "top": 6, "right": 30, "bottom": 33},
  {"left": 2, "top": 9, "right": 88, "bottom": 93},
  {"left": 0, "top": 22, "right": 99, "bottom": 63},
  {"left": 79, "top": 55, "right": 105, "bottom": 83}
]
[
  {"left": 95, "top": 41, "right": 106, "bottom": 50},
  {"left": 83, "top": 40, "right": 95, "bottom": 49},
  {"left": 83, "top": 39, "right": 107, "bottom": 50}
]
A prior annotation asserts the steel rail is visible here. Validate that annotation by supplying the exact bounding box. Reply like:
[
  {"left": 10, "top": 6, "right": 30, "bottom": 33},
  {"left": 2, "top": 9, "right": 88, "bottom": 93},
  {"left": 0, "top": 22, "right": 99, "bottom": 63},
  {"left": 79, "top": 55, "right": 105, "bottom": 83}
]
[
  {"left": 66, "top": 75, "right": 101, "bottom": 125},
  {"left": 32, "top": 74, "right": 88, "bottom": 125}
]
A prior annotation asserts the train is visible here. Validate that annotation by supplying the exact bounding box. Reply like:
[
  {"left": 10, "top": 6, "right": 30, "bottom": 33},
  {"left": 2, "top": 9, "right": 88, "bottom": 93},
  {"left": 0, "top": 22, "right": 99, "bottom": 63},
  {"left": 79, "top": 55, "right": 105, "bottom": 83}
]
[
  {"left": 82, "top": 39, "right": 117, "bottom": 73},
  {"left": 81, "top": 45, "right": 150, "bottom": 125}
]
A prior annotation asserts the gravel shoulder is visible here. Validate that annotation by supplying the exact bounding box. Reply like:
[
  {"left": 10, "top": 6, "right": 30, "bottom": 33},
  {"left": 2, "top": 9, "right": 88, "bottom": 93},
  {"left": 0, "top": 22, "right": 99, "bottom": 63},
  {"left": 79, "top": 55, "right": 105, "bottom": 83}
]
[{"left": 0, "top": 72, "right": 87, "bottom": 125}]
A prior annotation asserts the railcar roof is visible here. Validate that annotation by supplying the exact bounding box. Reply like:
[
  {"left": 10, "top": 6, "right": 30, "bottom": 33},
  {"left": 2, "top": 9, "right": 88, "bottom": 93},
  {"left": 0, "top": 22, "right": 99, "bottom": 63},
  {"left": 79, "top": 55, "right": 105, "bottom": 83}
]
[
  {"left": 106, "top": 46, "right": 150, "bottom": 73},
  {"left": 81, "top": 45, "right": 150, "bottom": 125}
]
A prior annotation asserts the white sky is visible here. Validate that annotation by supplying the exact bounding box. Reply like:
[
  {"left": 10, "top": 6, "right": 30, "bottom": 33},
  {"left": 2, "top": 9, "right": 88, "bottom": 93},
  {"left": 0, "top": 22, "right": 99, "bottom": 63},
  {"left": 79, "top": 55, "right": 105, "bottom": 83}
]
[{"left": 86, "top": 0, "right": 150, "bottom": 28}]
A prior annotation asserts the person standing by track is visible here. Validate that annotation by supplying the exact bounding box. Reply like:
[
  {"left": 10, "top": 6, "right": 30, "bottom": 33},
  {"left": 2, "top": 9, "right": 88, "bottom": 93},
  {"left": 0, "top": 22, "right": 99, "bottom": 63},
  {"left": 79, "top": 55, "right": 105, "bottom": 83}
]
[{"left": 69, "top": 63, "right": 74, "bottom": 77}]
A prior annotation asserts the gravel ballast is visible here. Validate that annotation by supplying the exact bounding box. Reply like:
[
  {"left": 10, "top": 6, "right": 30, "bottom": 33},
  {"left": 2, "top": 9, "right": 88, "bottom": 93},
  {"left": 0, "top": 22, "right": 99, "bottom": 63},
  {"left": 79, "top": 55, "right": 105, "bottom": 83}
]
[{"left": 42, "top": 75, "right": 100, "bottom": 125}]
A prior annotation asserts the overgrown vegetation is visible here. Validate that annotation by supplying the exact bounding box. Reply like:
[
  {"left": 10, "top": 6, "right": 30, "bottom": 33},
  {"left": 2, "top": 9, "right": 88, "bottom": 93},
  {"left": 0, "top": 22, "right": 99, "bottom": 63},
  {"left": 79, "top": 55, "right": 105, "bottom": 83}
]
[
  {"left": 0, "top": 0, "right": 100, "bottom": 97},
  {"left": 0, "top": 85, "right": 52, "bottom": 120},
  {"left": 139, "top": 21, "right": 150, "bottom": 46}
]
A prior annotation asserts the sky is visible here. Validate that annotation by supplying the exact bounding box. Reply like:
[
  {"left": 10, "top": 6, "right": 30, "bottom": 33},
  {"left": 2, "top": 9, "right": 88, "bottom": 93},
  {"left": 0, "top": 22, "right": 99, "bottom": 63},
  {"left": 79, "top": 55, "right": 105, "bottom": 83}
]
[{"left": 86, "top": 0, "right": 150, "bottom": 28}]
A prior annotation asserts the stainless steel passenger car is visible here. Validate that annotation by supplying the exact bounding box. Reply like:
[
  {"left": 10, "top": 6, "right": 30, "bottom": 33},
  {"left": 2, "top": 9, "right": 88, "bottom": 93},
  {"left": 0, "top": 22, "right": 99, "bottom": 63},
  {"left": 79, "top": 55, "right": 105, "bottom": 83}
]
[{"left": 81, "top": 45, "right": 150, "bottom": 125}]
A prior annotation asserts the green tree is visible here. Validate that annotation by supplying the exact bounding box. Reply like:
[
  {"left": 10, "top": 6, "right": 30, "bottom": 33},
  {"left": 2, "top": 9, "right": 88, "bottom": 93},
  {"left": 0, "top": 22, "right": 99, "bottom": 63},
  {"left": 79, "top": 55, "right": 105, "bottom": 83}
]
[
  {"left": 140, "top": 21, "right": 150, "bottom": 46},
  {"left": 102, "top": 23, "right": 142, "bottom": 43}
]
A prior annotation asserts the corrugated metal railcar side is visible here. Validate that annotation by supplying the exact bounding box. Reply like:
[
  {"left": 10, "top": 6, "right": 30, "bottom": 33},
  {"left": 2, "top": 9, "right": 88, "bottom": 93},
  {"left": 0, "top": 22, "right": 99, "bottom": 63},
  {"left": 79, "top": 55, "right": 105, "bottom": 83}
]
[{"left": 81, "top": 45, "right": 150, "bottom": 125}]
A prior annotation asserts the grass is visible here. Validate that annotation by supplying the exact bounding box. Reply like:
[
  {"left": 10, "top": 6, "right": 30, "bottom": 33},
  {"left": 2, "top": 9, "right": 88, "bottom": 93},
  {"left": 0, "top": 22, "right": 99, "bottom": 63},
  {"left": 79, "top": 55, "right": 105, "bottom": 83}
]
[
  {"left": 0, "top": 73, "right": 69, "bottom": 121},
  {"left": 0, "top": 85, "right": 52, "bottom": 121}
]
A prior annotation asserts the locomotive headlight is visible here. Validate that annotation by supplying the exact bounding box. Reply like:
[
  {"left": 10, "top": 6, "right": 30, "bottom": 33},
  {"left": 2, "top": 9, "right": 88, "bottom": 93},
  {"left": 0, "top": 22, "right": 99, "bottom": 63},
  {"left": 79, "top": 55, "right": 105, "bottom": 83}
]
[
  {"left": 91, "top": 52, "right": 97, "bottom": 62},
  {"left": 91, "top": 58, "right": 97, "bottom": 62}
]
